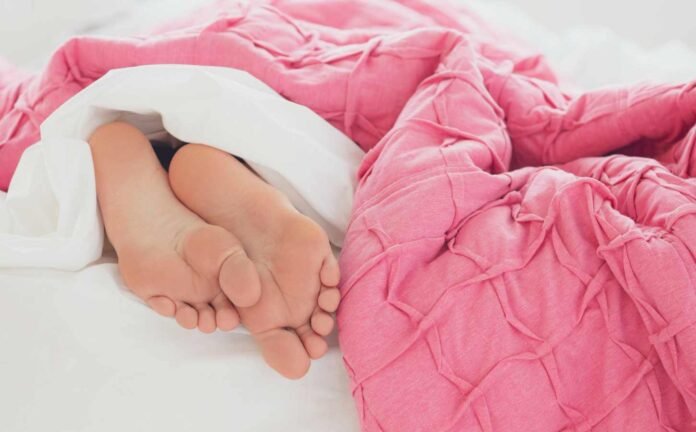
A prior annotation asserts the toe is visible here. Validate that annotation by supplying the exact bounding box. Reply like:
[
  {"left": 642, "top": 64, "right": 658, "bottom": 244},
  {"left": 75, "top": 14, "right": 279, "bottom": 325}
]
[
  {"left": 196, "top": 304, "right": 217, "bottom": 334},
  {"left": 318, "top": 288, "right": 341, "bottom": 313},
  {"left": 211, "top": 293, "right": 240, "bottom": 331},
  {"left": 310, "top": 310, "right": 334, "bottom": 336},
  {"left": 181, "top": 225, "right": 261, "bottom": 308},
  {"left": 175, "top": 302, "right": 198, "bottom": 330},
  {"left": 297, "top": 324, "right": 328, "bottom": 360},
  {"left": 219, "top": 246, "right": 262, "bottom": 308},
  {"left": 320, "top": 253, "right": 340, "bottom": 287},
  {"left": 255, "top": 328, "right": 310, "bottom": 379},
  {"left": 147, "top": 296, "right": 176, "bottom": 317}
]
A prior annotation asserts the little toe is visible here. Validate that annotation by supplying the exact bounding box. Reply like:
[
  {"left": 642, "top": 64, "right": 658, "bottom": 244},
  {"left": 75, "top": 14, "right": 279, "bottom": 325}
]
[
  {"left": 219, "top": 247, "right": 262, "bottom": 308},
  {"left": 212, "top": 293, "right": 240, "bottom": 331},
  {"left": 255, "top": 328, "right": 310, "bottom": 379},
  {"left": 318, "top": 288, "right": 341, "bottom": 313},
  {"left": 175, "top": 302, "right": 199, "bottom": 329},
  {"left": 196, "top": 304, "right": 217, "bottom": 334},
  {"left": 320, "top": 253, "right": 341, "bottom": 287},
  {"left": 147, "top": 296, "right": 176, "bottom": 317},
  {"left": 297, "top": 324, "right": 328, "bottom": 360},
  {"left": 310, "top": 310, "right": 334, "bottom": 336}
]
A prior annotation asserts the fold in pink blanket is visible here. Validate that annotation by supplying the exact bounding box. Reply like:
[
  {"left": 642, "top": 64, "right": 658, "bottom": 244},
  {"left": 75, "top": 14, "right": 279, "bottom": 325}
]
[{"left": 1, "top": 0, "right": 695, "bottom": 430}]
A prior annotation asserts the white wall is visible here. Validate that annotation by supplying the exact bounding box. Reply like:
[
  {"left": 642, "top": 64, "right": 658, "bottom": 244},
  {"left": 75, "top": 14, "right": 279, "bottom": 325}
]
[
  {"left": 0, "top": 0, "right": 205, "bottom": 69},
  {"left": 0, "top": 0, "right": 131, "bottom": 67},
  {"left": 501, "top": 0, "right": 696, "bottom": 49}
]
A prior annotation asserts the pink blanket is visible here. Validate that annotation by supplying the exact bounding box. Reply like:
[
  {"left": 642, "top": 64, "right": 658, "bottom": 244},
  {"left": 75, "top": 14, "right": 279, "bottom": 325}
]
[{"left": 1, "top": 1, "right": 695, "bottom": 430}]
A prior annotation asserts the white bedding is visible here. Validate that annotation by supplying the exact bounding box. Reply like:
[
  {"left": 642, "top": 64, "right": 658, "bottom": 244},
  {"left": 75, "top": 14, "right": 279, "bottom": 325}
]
[
  {"left": 0, "top": 259, "right": 359, "bottom": 432},
  {"left": 0, "top": 64, "right": 362, "bottom": 431},
  {"left": 2, "top": 1, "right": 696, "bottom": 432},
  {"left": 0, "top": 65, "right": 361, "bottom": 268}
]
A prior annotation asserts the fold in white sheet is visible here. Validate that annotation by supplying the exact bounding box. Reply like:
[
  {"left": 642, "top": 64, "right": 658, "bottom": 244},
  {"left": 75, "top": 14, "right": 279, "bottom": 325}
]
[{"left": 0, "top": 65, "right": 363, "bottom": 270}]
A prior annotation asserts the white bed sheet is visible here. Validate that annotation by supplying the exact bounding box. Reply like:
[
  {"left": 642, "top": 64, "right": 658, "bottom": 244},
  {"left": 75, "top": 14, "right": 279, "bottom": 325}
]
[
  {"left": 2, "top": 1, "right": 696, "bottom": 432},
  {"left": 0, "top": 256, "right": 359, "bottom": 432}
]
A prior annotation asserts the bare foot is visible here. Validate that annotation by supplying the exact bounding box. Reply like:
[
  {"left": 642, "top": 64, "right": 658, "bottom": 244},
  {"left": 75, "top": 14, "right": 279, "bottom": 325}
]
[
  {"left": 88, "top": 122, "right": 262, "bottom": 333},
  {"left": 169, "top": 144, "right": 341, "bottom": 379}
]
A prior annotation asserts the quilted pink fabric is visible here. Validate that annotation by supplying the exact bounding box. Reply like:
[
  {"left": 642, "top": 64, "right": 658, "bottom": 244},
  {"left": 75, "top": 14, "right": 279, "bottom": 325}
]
[{"left": 1, "top": 1, "right": 695, "bottom": 430}]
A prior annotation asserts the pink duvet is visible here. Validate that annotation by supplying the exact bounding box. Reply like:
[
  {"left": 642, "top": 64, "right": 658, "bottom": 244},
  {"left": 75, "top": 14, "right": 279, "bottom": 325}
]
[{"left": 1, "top": 1, "right": 695, "bottom": 430}]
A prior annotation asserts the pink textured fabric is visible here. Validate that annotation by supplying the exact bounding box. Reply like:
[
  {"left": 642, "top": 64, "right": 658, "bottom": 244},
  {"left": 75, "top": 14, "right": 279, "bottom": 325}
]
[{"left": 1, "top": 1, "right": 695, "bottom": 430}]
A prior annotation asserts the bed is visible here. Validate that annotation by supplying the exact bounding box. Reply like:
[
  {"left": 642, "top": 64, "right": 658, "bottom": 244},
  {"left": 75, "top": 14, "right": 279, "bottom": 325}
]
[{"left": 1, "top": 1, "right": 695, "bottom": 431}]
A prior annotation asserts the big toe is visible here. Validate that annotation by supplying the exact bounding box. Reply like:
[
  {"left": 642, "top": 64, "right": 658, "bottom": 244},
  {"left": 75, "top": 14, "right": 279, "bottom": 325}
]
[
  {"left": 181, "top": 225, "right": 261, "bottom": 308},
  {"left": 219, "top": 248, "right": 261, "bottom": 308},
  {"left": 255, "top": 328, "right": 311, "bottom": 379}
]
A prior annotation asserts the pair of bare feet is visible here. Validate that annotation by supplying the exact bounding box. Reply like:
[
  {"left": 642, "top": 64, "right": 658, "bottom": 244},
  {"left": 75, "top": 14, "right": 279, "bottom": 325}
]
[{"left": 88, "top": 122, "right": 340, "bottom": 379}]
